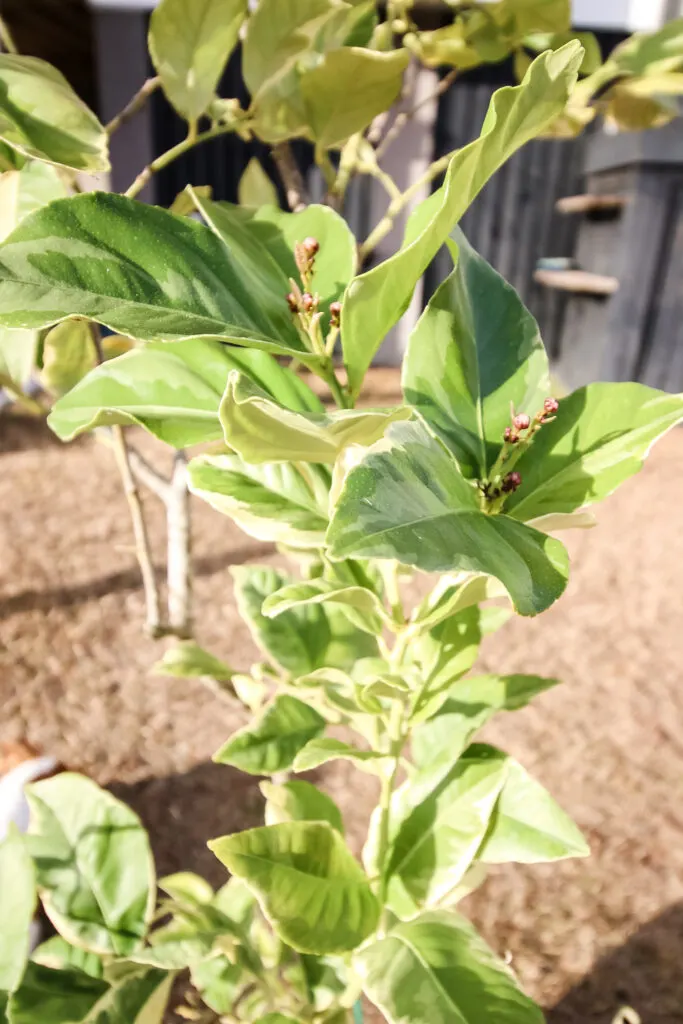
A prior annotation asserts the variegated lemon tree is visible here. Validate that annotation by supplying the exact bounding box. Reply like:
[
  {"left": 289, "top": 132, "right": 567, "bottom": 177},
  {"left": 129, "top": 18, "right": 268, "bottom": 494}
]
[{"left": 2, "top": 3, "right": 683, "bottom": 1023}]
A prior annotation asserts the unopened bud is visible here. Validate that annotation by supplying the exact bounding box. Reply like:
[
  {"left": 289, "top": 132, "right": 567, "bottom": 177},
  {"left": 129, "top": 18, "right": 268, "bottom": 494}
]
[
  {"left": 286, "top": 292, "right": 299, "bottom": 313},
  {"left": 329, "top": 301, "right": 342, "bottom": 326},
  {"left": 513, "top": 413, "right": 531, "bottom": 431},
  {"left": 502, "top": 471, "right": 522, "bottom": 494},
  {"left": 543, "top": 397, "right": 559, "bottom": 415},
  {"left": 302, "top": 236, "right": 319, "bottom": 257},
  {"left": 503, "top": 426, "right": 519, "bottom": 444},
  {"left": 301, "top": 292, "right": 315, "bottom": 313}
]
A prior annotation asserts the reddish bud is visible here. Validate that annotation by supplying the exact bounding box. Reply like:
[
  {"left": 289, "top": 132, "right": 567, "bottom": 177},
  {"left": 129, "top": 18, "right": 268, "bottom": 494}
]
[
  {"left": 302, "top": 236, "right": 320, "bottom": 257},
  {"left": 301, "top": 292, "right": 315, "bottom": 313},
  {"left": 502, "top": 471, "right": 522, "bottom": 494},
  {"left": 513, "top": 413, "right": 531, "bottom": 431},
  {"left": 329, "top": 301, "right": 342, "bottom": 325},
  {"left": 286, "top": 292, "right": 299, "bottom": 313},
  {"left": 543, "top": 397, "right": 559, "bottom": 415},
  {"left": 503, "top": 426, "right": 519, "bottom": 444}
]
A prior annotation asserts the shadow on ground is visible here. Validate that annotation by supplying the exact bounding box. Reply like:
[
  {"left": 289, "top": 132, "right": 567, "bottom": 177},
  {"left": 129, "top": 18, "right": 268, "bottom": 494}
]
[{"left": 548, "top": 903, "right": 683, "bottom": 1024}]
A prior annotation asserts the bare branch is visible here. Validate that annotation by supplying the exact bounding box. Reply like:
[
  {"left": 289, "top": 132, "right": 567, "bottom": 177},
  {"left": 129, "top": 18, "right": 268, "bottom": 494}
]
[
  {"left": 127, "top": 445, "right": 172, "bottom": 502},
  {"left": 272, "top": 143, "right": 309, "bottom": 211},
  {"left": 166, "top": 451, "right": 193, "bottom": 638},
  {"left": 376, "top": 67, "right": 458, "bottom": 159}
]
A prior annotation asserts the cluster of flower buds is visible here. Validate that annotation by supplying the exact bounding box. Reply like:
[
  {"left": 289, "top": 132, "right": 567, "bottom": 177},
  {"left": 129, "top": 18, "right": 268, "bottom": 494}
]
[
  {"left": 286, "top": 281, "right": 318, "bottom": 317},
  {"left": 501, "top": 471, "right": 522, "bottom": 494},
  {"left": 294, "top": 236, "right": 320, "bottom": 285},
  {"left": 503, "top": 397, "right": 559, "bottom": 446}
]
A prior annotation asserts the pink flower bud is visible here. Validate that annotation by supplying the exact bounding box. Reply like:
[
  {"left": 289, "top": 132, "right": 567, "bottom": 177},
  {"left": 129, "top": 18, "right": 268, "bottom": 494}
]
[
  {"left": 286, "top": 292, "right": 299, "bottom": 313},
  {"left": 302, "top": 237, "right": 320, "bottom": 257},
  {"left": 301, "top": 292, "right": 315, "bottom": 313},
  {"left": 502, "top": 471, "right": 522, "bottom": 493},
  {"left": 329, "top": 301, "right": 342, "bottom": 326},
  {"left": 544, "top": 397, "right": 559, "bottom": 415},
  {"left": 513, "top": 413, "right": 531, "bottom": 431}
]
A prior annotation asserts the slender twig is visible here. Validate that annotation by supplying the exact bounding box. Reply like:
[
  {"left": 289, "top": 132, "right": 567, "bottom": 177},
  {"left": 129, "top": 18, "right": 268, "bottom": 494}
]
[
  {"left": 127, "top": 446, "right": 171, "bottom": 501},
  {"left": 376, "top": 67, "right": 458, "bottom": 159},
  {"left": 272, "top": 143, "right": 308, "bottom": 211},
  {"left": 106, "top": 76, "right": 161, "bottom": 137},
  {"left": 0, "top": 14, "right": 18, "bottom": 54},
  {"left": 166, "top": 451, "right": 193, "bottom": 638},
  {"left": 124, "top": 121, "right": 238, "bottom": 200},
  {"left": 111, "top": 425, "right": 164, "bottom": 636}
]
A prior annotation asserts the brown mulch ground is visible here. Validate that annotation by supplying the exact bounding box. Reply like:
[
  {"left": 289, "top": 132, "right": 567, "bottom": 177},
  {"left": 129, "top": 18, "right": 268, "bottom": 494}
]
[{"left": 2, "top": 373, "right": 683, "bottom": 1023}]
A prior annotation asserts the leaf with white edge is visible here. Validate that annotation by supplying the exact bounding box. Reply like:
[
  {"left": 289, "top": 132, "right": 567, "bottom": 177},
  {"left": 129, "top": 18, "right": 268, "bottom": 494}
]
[
  {"left": 0, "top": 827, "right": 35, "bottom": 1000},
  {"left": 451, "top": 673, "right": 559, "bottom": 712},
  {"left": 301, "top": 47, "right": 409, "bottom": 149},
  {"left": 293, "top": 738, "right": 391, "bottom": 776},
  {"left": 505, "top": 382, "right": 683, "bottom": 522},
  {"left": 408, "top": 605, "right": 482, "bottom": 723},
  {"left": 0, "top": 326, "right": 36, "bottom": 387},
  {"left": 219, "top": 370, "right": 410, "bottom": 464},
  {"left": 232, "top": 566, "right": 378, "bottom": 674},
  {"left": 190, "top": 957, "right": 242, "bottom": 1016},
  {"left": 26, "top": 773, "right": 155, "bottom": 956},
  {"left": 41, "top": 319, "right": 96, "bottom": 396},
  {"left": 85, "top": 966, "right": 174, "bottom": 1023},
  {"left": 477, "top": 753, "right": 589, "bottom": 863},
  {"left": 355, "top": 910, "right": 544, "bottom": 1024},
  {"left": 0, "top": 55, "right": 109, "bottom": 173},
  {"left": 527, "top": 510, "right": 597, "bottom": 533},
  {"left": 412, "top": 572, "right": 507, "bottom": 630},
  {"left": 149, "top": 0, "right": 247, "bottom": 121},
  {"left": 327, "top": 419, "right": 569, "bottom": 616},
  {"left": 0, "top": 162, "right": 67, "bottom": 242},
  {"left": 152, "top": 641, "right": 232, "bottom": 681},
  {"left": 213, "top": 695, "right": 325, "bottom": 775},
  {"left": 385, "top": 746, "right": 508, "bottom": 906},
  {"left": 8, "top": 963, "right": 109, "bottom": 1024},
  {"left": 411, "top": 704, "right": 494, "bottom": 769},
  {"left": 261, "top": 779, "right": 344, "bottom": 833},
  {"left": 48, "top": 339, "right": 319, "bottom": 446},
  {"left": 242, "top": 0, "right": 336, "bottom": 97},
  {"left": 262, "top": 578, "right": 387, "bottom": 635},
  {"left": 159, "top": 872, "right": 214, "bottom": 906},
  {"left": 0, "top": 193, "right": 315, "bottom": 360},
  {"left": 128, "top": 935, "right": 217, "bottom": 970},
  {"left": 31, "top": 936, "right": 103, "bottom": 980},
  {"left": 209, "top": 822, "right": 379, "bottom": 954},
  {"left": 403, "top": 230, "right": 550, "bottom": 479},
  {"left": 188, "top": 454, "right": 329, "bottom": 549},
  {"left": 238, "top": 158, "right": 279, "bottom": 208},
  {"left": 341, "top": 42, "right": 582, "bottom": 397}
]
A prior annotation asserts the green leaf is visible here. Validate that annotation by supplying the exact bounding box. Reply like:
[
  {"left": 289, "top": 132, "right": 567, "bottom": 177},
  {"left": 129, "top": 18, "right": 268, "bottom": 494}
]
[
  {"left": 0, "top": 326, "right": 36, "bottom": 386},
  {"left": 255, "top": 1016, "right": 302, "bottom": 1024},
  {"left": 128, "top": 935, "right": 216, "bottom": 970},
  {"left": 190, "top": 957, "right": 242, "bottom": 1016},
  {"left": 477, "top": 755, "right": 589, "bottom": 863},
  {"left": 403, "top": 231, "right": 550, "bottom": 479},
  {"left": 213, "top": 695, "right": 325, "bottom": 774},
  {"left": 41, "top": 320, "right": 96, "bottom": 396},
  {"left": 0, "top": 162, "right": 67, "bottom": 242},
  {"left": 8, "top": 963, "right": 108, "bottom": 1024},
  {"left": 327, "top": 419, "right": 569, "bottom": 616},
  {"left": 152, "top": 641, "right": 231, "bottom": 681},
  {"left": 149, "top": 0, "right": 247, "bottom": 121},
  {"left": 48, "top": 339, "right": 318, "bottom": 447},
  {"left": 238, "top": 158, "right": 279, "bottom": 208},
  {"left": 86, "top": 967, "right": 173, "bottom": 1024},
  {"left": 0, "top": 55, "right": 109, "bottom": 173},
  {"left": 261, "top": 779, "right": 344, "bottom": 832},
  {"left": 219, "top": 370, "right": 409, "bottom": 464},
  {"left": 232, "top": 566, "right": 378, "bottom": 674},
  {"left": 158, "top": 872, "right": 214, "bottom": 906},
  {"left": 209, "top": 822, "right": 379, "bottom": 954},
  {"left": 188, "top": 453, "right": 330, "bottom": 548},
  {"left": 386, "top": 746, "right": 508, "bottom": 907},
  {"left": 0, "top": 827, "right": 35, "bottom": 1000},
  {"left": 31, "top": 936, "right": 103, "bottom": 981},
  {"left": 341, "top": 42, "right": 583, "bottom": 397},
  {"left": 408, "top": 606, "right": 482, "bottom": 724},
  {"left": 292, "top": 737, "right": 391, "bottom": 775},
  {"left": 0, "top": 193, "right": 313, "bottom": 360},
  {"left": 301, "top": 48, "right": 409, "bottom": 149},
  {"left": 356, "top": 910, "right": 544, "bottom": 1024},
  {"left": 505, "top": 382, "right": 683, "bottom": 522},
  {"left": 610, "top": 17, "right": 683, "bottom": 77},
  {"left": 412, "top": 573, "right": 506, "bottom": 630},
  {"left": 26, "top": 773, "right": 155, "bottom": 956},
  {"left": 449, "top": 673, "right": 559, "bottom": 711},
  {"left": 262, "top": 578, "right": 387, "bottom": 635},
  {"left": 243, "top": 0, "right": 336, "bottom": 97}
]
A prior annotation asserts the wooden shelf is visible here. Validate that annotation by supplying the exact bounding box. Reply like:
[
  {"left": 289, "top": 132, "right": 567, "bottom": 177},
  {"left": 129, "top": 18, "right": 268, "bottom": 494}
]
[
  {"left": 533, "top": 269, "right": 619, "bottom": 297},
  {"left": 556, "top": 194, "right": 628, "bottom": 216}
]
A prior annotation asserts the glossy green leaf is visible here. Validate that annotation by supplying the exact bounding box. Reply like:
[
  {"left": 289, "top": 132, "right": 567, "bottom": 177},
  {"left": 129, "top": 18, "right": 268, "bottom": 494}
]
[
  {"left": 48, "top": 339, "right": 318, "bottom": 446},
  {"left": 26, "top": 773, "right": 155, "bottom": 956},
  {"left": 356, "top": 910, "right": 544, "bottom": 1024},
  {"left": 41, "top": 320, "right": 96, "bottom": 396},
  {"left": 152, "top": 641, "right": 232, "bottom": 681},
  {"left": 386, "top": 746, "right": 508, "bottom": 906},
  {"left": 403, "top": 231, "right": 550, "bottom": 478},
  {"left": 210, "top": 822, "right": 379, "bottom": 954},
  {"left": 149, "top": 0, "right": 247, "bottom": 121},
  {"left": 8, "top": 963, "right": 108, "bottom": 1024},
  {"left": 0, "top": 55, "right": 109, "bottom": 173},
  {"left": 238, "top": 158, "right": 279, "bottom": 208},
  {"left": 293, "top": 737, "right": 391, "bottom": 775},
  {"left": 219, "top": 370, "right": 410, "bottom": 463},
  {"left": 477, "top": 754, "right": 589, "bottom": 863},
  {"left": 188, "top": 453, "right": 329, "bottom": 548},
  {"left": 0, "top": 193, "right": 313, "bottom": 360},
  {"left": 408, "top": 606, "right": 482, "bottom": 723},
  {"left": 327, "top": 419, "right": 569, "bottom": 616},
  {"left": 262, "top": 578, "right": 387, "bottom": 635},
  {"left": 232, "top": 566, "right": 377, "bottom": 674},
  {"left": 505, "top": 382, "right": 683, "bottom": 522},
  {"left": 261, "top": 779, "right": 344, "bottom": 832},
  {"left": 0, "top": 326, "right": 36, "bottom": 386},
  {"left": 0, "top": 162, "right": 67, "bottom": 242},
  {"left": 341, "top": 42, "right": 582, "bottom": 397},
  {"left": 0, "top": 827, "right": 35, "bottom": 1000},
  {"left": 301, "top": 48, "right": 409, "bottom": 149},
  {"left": 31, "top": 936, "right": 103, "bottom": 981},
  {"left": 412, "top": 573, "right": 507, "bottom": 630},
  {"left": 213, "top": 694, "right": 325, "bottom": 774}
]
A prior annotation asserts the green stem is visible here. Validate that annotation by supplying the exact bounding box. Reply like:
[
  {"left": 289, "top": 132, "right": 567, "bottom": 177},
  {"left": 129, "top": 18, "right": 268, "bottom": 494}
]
[
  {"left": 321, "top": 361, "right": 352, "bottom": 409},
  {"left": 124, "top": 122, "right": 239, "bottom": 200},
  {"left": 106, "top": 76, "right": 161, "bottom": 136},
  {"left": 375, "top": 699, "right": 405, "bottom": 917},
  {"left": 0, "top": 14, "right": 18, "bottom": 54}
]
